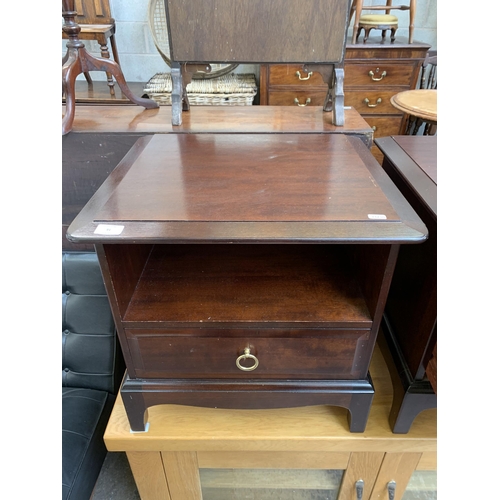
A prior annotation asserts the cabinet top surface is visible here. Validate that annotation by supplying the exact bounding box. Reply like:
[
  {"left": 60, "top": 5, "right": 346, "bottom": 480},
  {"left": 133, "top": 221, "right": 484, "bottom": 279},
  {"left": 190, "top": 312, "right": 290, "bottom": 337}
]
[
  {"left": 375, "top": 135, "right": 436, "bottom": 217},
  {"left": 67, "top": 133, "right": 427, "bottom": 243}
]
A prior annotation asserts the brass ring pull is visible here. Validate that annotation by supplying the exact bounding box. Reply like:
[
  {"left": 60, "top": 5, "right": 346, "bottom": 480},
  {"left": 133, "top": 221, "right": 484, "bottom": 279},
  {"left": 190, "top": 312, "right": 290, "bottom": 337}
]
[
  {"left": 294, "top": 97, "right": 311, "bottom": 107},
  {"left": 236, "top": 347, "right": 259, "bottom": 371},
  {"left": 295, "top": 70, "right": 313, "bottom": 80},
  {"left": 369, "top": 69, "right": 387, "bottom": 81},
  {"left": 364, "top": 97, "right": 382, "bottom": 108}
]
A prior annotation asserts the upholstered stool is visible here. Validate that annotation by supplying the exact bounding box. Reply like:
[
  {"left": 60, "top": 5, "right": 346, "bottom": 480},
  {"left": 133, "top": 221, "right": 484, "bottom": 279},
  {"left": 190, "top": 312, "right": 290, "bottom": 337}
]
[{"left": 356, "top": 14, "right": 399, "bottom": 42}]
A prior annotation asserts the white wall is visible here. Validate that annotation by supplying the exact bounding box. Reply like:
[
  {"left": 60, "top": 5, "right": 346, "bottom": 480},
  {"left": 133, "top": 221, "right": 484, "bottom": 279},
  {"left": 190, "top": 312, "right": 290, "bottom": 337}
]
[{"left": 63, "top": 0, "right": 437, "bottom": 84}]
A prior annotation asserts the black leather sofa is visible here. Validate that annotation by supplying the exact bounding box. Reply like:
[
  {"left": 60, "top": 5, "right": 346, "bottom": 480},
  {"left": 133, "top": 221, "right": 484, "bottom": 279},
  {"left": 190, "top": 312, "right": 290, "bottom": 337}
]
[{"left": 62, "top": 252, "right": 124, "bottom": 500}]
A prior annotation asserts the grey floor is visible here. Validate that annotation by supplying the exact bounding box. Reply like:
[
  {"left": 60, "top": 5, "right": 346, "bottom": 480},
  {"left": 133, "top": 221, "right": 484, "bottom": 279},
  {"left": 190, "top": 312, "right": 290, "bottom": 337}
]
[{"left": 91, "top": 452, "right": 140, "bottom": 500}]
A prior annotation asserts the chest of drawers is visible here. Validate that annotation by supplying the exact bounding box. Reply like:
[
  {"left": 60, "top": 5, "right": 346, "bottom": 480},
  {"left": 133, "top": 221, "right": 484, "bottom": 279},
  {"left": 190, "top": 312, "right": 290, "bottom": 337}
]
[
  {"left": 67, "top": 128, "right": 426, "bottom": 434},
  {"left": 259, "top": 39, "right": 430, "bottom": 162}
]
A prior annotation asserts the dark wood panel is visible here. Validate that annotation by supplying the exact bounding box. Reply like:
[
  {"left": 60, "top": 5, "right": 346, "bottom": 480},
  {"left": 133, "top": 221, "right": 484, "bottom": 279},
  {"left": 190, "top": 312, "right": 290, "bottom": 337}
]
[
  {"left": 344, "top": 63, "right": 415, "bottom": 88},
  {"left": 166, "top": 0, "right": 349, "bottom": 63},
  {"left": 123, "top": 244, "right": 372, "bottom": 327},
  {"left": 93, "top": 134, "right": 400, "bottom": 223},
  {"left": 345, "top": 90, "right": 407, "bottom": 115},
  {"left": 345, "top": 38, "right": 430, "bottom": 60},
  {"left": 126, "top": 328, "right": 370, "bottom": 379},
  {"left": 268, "top": 65, "right": 329, "bottom": 87},
  {"left": 268, "top": 90, "right": 328, "bottom": 107}
]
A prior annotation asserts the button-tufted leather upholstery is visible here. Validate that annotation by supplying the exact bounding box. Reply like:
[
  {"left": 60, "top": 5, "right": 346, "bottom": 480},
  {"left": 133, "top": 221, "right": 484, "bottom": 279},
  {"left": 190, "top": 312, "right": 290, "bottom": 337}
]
[{"left": 62, "top": 252, "right": 124, "bottom": 500}]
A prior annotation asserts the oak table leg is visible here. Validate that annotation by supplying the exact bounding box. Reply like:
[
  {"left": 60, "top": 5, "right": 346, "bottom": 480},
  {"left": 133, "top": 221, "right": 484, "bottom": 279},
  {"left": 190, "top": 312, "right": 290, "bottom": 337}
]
[
  {"left": 161, "top": 452, "right": 203, "bottom": 500},
  {"left": 126, "top": 451, "right": 172, "bottom": 500}
]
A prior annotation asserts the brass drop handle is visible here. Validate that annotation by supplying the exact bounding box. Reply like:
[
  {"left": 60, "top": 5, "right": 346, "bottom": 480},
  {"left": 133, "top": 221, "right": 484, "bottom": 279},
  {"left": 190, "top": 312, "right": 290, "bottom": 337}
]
[
  {"left": 356, "top": 479, "right": 364, "bottom": 499},
  {"left": 296, "top": 70, "right": 313, "bottom": 80},
  {"left": 369, "top": 69, "right": 387, "bottom": 81},
  {"left": 236, "top": 347, "right": 259, "bottom": 371},
  {"left": 372, "top": 126, "right": 377, "bottom": 131},
  {"left": 387, "top": 481, "right": 396, "bottom": 500},
  {"left": 364, "top": 97, "right": 382, "bottom": 108},
  {"left": 294, "top": 97, "right": 311, "bottom": 107}
]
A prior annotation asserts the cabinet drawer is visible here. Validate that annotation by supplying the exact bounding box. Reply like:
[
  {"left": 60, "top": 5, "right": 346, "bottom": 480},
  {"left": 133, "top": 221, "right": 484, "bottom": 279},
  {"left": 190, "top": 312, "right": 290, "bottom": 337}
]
[
  {"left": 126, "top": 328, "right": 371, "bottom": 380},
  {"left": 345, "top": 90, "right": 402, "bottom": 115},
  {"left": 345, "top": 63, "right": 415, "bottom": 87},
  {"left": 268, "top": 90, "right": 327, "bottom": 107},
  {"left": 363, "top": 115, "right": 403, "bottom": 138},
  {"left": 269, "top": 65, "right": 328, "bottom": 87}
]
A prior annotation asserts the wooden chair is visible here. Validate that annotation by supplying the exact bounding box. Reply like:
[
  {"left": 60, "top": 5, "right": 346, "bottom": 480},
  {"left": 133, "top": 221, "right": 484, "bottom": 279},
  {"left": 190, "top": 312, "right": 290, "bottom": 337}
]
[
  {"left": 350, "top": 0, "right": 416, "bottom": 44},
  {"left": 419, "top": 52, "right": 437, "bottom": 90},
  {"left": 62, "top": 0, "right": 120, "bottom": 95},
  {"left": 62, "top": 0, "right": 158, "bottom": 135}
]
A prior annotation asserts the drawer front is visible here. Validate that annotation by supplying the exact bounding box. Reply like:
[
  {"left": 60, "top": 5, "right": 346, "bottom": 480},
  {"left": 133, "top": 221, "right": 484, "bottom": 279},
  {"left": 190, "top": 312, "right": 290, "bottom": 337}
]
[
  {"left": 364, "top": 116, "right": 405, "bottom": 164},
  {"left": 125, "top": 328, "right": 371, "bottom": 380},
  {"left": 345, "top": 90, "right": 402, "bottom": 115},
  {"left": 345, "top": 63, "right": 415, "bottom": 87},
  {"left": 269, "top": 65, "right": 328, "bottom": 87},
  {"left": 363, "top": 115, "right": 404, "bottom": 138},
  {"left": 268, "top": 90, "right": 327, "bottom": 107}
]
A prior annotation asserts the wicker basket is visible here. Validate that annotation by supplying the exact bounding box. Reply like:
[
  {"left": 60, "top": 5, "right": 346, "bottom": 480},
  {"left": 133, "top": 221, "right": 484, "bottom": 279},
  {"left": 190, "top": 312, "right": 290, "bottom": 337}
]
[{"left": 143, "top": 73, "right": 257, "bottom": 106}]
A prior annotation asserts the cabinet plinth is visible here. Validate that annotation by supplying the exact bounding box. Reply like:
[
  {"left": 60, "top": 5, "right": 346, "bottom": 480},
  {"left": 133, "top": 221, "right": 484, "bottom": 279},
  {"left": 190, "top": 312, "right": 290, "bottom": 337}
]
[{"left": 67, "top": 132, "right": 427, "bottom": 433}]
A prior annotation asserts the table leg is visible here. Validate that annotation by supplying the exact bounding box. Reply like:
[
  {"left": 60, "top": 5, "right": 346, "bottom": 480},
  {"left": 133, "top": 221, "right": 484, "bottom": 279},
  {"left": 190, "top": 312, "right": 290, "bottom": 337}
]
[
  {"left": 126, "top": 451, "right": 171, "bottom": 500},
  {"left": 161, "top": 452, "right": 203, "bottom": 500}
]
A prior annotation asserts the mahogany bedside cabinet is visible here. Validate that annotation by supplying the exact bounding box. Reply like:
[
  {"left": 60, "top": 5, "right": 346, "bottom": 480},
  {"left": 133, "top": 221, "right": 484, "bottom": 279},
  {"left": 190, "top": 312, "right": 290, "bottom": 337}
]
[
  {"left": 375, "top": 135, "right": 437, "bottom": 433},
  {"left": 67, "top": 131, "right": 427, "bottom": 433}
]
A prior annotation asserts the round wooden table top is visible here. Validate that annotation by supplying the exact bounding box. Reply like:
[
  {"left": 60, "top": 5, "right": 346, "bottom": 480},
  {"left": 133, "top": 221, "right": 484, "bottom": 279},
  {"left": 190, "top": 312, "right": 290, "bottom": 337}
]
[{"left": 390, "top": 89, "right": 437, "bottom": 122}]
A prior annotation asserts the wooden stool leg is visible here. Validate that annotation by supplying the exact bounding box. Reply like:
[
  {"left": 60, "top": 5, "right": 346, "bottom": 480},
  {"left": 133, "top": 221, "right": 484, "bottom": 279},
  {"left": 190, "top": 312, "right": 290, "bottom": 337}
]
[
  {"left": 363, "top": 27, "right": 372, "bottom": 42},
  {"left": 390, "top": 27, "right": 397, "bottom": 42},
  {"left": 351, "top": 0, "right": 363, "bottom": 44},
  {"left": 409, "top": 0, "right": 416, "bottom": 43},
  {"left": 381, "top": 29, "right": 386, "bottom": 40}
]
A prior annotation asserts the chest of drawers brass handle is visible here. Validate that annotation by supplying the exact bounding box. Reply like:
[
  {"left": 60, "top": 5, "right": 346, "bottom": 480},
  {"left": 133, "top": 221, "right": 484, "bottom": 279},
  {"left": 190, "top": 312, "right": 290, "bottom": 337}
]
[
  {"left": 364, "top": 97, "right": 382, "bottom": 108},
  {"left": 236, "top": 347, "right": 259, "bottom": 371},
  {"left": 295, "top": 70, "right": 313, "bottom": 80},
  {"left": 369, "top": 69, "right": 387, "bottom": 81},
  {"left": 294, "top": 97, "right": 311, "bottom": 107}
]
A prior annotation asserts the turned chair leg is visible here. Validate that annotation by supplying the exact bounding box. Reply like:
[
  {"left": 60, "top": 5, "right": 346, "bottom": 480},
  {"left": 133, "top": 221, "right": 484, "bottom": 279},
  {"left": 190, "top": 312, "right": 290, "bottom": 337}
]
[{"left": 98, "top": 42, "right": 116, "bottom": 95}]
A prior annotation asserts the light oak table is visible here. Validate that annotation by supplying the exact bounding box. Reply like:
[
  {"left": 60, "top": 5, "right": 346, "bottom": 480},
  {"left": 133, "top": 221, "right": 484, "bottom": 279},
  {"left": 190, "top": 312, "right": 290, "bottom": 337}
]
[{"left": 104, "top": 344, "right": 436, "bottom": 500}]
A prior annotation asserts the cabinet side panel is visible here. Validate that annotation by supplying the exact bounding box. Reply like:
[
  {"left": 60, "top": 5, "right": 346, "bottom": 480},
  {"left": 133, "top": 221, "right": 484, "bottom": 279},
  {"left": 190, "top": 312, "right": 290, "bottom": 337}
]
[{"left": 100, "top": 244, "right": 153, "bottom": 319}]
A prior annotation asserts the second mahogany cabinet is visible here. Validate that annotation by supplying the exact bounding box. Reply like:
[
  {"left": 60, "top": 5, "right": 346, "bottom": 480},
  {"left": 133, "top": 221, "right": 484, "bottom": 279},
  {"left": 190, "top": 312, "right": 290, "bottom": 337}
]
[{"left": 259, "top": 38, "right": 430, "bottom": 162}]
